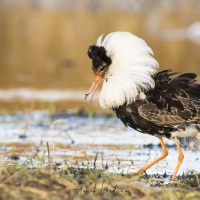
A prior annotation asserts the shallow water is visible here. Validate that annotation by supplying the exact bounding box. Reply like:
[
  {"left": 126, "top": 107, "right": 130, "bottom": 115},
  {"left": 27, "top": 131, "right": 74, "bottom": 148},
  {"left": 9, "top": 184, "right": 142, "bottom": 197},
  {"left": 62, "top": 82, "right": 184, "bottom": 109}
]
[
  {"left": 0, "top": 89, "right": 89, "bottom": 102},
  {"left": 0, "top": 110, "right": 200, "bottom": 177}
]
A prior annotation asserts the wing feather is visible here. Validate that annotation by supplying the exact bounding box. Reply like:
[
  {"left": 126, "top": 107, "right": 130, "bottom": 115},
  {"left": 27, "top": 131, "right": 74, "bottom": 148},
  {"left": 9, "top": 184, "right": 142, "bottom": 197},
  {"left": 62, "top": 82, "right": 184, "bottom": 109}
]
[
  {"left": 139, "top": 70, "right": 200, "bottom": 127},
  {"left": 138, "top": 103, "right": 186, "bottom": 126}
]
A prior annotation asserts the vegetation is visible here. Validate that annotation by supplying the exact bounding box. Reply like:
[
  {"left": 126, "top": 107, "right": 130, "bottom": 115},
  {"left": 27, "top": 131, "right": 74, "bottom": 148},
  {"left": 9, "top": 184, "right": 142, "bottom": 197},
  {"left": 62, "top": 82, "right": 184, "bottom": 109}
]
[
  {"left": 0, "top": 109, "right": 199, "bottom": 199},
  {"left": 0, "top": 161, "right": 200, "bottom": 200},
  {"left": 1, "top": 2, "right": 200, "bottom": 91}
]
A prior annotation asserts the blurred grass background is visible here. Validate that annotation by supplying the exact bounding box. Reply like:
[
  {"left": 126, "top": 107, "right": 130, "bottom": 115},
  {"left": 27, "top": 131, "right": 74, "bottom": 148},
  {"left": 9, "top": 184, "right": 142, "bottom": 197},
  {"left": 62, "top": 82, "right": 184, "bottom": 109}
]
[{"left": 1, "top": 0, "right": 200, "bottom": 110}]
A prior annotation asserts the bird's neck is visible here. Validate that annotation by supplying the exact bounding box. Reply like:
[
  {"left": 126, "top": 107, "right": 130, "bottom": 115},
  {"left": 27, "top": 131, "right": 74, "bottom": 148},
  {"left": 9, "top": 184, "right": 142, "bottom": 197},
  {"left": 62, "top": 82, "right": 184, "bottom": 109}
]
[{"left": 99, "top": 65, "right": 157, "bottom": 109}]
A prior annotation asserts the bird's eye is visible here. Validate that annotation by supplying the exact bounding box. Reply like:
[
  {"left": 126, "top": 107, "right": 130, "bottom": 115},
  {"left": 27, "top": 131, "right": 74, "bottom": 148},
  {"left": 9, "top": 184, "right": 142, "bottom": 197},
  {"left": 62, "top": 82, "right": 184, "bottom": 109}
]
[{"left": 99, "top": 67, "right": 104, "bottom": 72}]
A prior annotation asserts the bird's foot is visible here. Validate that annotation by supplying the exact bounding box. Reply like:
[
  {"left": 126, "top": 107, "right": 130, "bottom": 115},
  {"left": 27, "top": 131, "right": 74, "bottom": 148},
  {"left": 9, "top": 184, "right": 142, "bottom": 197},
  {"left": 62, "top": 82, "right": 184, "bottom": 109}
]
[{"left": 123, "top": 170, "right": 144, "bottom": 177}]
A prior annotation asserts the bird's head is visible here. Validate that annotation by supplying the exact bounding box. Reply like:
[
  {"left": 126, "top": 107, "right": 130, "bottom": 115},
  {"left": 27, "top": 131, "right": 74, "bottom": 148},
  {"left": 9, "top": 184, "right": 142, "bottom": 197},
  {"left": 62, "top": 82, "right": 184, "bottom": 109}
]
[
  {"left": 85, "top": 43, "right": 112, "bottom": 101},
  {"left": 85, "top": 32, "right": 159, "bottom": 109},
  {"left": 88, "top": 45, "right": 112, "bottom": 79}
]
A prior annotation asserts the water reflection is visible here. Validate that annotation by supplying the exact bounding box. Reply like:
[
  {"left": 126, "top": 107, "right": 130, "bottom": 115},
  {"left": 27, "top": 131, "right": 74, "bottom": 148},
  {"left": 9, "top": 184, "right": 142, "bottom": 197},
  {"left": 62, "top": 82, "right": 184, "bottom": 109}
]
[{"left": 0, "top": 89, "right": 98, "bottom": 102}]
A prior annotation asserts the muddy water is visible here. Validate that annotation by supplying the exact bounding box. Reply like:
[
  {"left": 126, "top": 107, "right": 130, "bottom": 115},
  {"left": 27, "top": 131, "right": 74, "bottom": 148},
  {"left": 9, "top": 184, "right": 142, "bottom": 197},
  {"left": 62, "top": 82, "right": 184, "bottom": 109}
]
[{"left": 0, "top": 111, "right": 200, "bottom": 177}]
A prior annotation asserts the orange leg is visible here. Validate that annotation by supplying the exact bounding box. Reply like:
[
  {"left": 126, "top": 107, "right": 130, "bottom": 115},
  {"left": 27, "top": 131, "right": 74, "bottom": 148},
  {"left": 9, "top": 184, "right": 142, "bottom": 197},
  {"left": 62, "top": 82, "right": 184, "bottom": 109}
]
[
  {"left": 126, "top": 138, "right": 168, "bottom": 176},
  {"left": 171, "top": 138, "right": 184, "bottom": 180}
]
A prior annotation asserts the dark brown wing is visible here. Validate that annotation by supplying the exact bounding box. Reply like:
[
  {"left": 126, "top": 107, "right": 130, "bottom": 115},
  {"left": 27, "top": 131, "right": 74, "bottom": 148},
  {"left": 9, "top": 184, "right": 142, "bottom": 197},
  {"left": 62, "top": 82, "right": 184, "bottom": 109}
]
[
  {"left": 139, "top": 70, "right": 200, "bottom": 127},
  {"left": 138, "top": 103, "right": 190, "bottom": 127},
  {"left": 147, "top": 70, "right": 200, "bottom": 112}
]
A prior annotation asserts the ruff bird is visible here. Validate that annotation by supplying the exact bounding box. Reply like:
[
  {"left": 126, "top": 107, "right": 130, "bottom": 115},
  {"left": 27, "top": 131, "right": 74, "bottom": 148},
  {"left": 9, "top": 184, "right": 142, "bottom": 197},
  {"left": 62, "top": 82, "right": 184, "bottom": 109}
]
[{"left": 85, "top": 32, "right": 200, "bottom": 180}]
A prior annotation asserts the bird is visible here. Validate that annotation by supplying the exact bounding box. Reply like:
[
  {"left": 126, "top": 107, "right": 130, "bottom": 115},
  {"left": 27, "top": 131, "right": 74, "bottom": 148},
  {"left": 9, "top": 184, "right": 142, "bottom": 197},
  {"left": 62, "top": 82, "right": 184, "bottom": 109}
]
[{"left": 85, "top": 32, "right": 200, "bottom": 180}]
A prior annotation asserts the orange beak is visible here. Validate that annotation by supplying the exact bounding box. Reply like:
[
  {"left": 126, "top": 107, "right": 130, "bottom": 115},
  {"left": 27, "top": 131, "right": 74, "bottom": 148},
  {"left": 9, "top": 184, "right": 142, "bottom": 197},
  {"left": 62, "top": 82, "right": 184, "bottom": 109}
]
[{"left": 85, "top": 74, "right": 102, "bottom": 102}]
